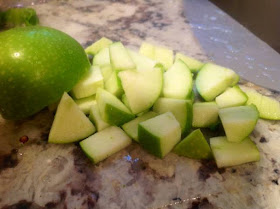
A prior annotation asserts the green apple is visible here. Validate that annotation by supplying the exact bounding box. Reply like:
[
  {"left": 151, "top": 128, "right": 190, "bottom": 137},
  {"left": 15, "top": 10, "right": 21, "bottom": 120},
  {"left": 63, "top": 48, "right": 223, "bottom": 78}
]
[
  {"left": 154, "top": 45, "right": 174, "bottom": 70},
  {"left": 96, "top": 88, "right": 135, "bottom": 126},
  {"left": 80, "top": 126, "right": 132, "bottom": 164},
  {"left": 71, "top": 66, "right": 104, "bottom": 99},
  {"left": 122, "top": 111, "right": 158, "bottom": 141},
  {"left": 118, "top": 68, "right": 163, "bottom": 114},
  {"left": 138, "top": 112, "right": 181, "bottom": 158},
  {"left": 0, "top": 26, "right": 90, "bottom": 120},
  {"left": 173, "top": 129, "right": 212, "bottom": 159},
  {"left": 196, "top": 63, "right": 239, "bottom": 101},
  {"left": 88, "top": 103, "right": 110, "bottom": 132},
  {"left": 127, "top": 49, "right": 156, "bottom": 71},
  {"left": 74, "top": 95, "right": 96, "bottom": 115},
  {"left": 162, "top": 59, "right": 193, "bottom": 99},
  {"left": 85, "top": 37, "right": 112, "bottom": 56},
  {"left": 210, "top": 136, "right": 260, "bottom": 168},
  {"left": 153, "top": 97, "right": 193, "bottom": 135},
  {"left": 93, "top": 47, "right": 111, "bottom": 67},
  {"left": 109, "top": 42, "right": 135, "bottom": 71},
  {"left": 105, "top": 70, "right": 124, "bottom": 98},
  {"left": 192, "top": 102, "right": 219, "bottom": 128},
  {"left": 175, "top": 52, "right": 204, "bottom": 73},
  {"left": 100, "top": 65, "right": 113, "bottom": 82},
  {"left": 48, "top": 92, "right": 96, "bottom": 144},
  {"left": 139, "top": 42, "right": 173, "bottom": 70},
  {"left": 139, "top": 42, "right": 155, "bottom": 60},
  {"left": 242, "top": 86, "right": 280, "bottom": 120},
  {"left": 219, "top": 104, "right": 259, "bottom": 142},
  {"left": 215, "top": 85, "right": 248, "bottom": 108}
]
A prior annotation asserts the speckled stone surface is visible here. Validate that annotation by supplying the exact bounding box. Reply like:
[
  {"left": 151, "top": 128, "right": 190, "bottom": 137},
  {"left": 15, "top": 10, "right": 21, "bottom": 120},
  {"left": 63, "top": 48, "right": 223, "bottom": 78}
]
[{"left": 0, "top": 0, "right": 280, "bottom": 209}]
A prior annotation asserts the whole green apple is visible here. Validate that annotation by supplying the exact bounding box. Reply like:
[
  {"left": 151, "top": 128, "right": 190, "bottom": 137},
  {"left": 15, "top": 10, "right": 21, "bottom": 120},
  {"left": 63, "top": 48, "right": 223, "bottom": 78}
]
[{"left": 0, "top": 26, "right": 90, "bottom": 120}]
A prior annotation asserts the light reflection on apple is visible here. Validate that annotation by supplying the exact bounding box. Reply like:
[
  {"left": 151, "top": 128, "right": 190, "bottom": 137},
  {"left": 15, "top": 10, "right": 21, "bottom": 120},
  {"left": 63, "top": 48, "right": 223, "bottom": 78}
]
[{"left": 13, "top": 52, "right": 21, "bottom": 58}]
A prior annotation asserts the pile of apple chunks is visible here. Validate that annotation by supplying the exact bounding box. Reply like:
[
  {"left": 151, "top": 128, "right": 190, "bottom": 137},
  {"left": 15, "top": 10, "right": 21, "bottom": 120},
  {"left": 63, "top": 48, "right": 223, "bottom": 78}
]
[{"left": 48, "top": 37, "right": 280, "bottom": 168}]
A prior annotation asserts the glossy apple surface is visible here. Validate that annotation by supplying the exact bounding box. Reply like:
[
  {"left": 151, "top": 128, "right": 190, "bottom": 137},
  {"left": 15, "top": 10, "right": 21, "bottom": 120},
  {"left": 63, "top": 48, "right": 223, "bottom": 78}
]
[{"left": 0, "top": 26, "right": 90, "bottom": 120}]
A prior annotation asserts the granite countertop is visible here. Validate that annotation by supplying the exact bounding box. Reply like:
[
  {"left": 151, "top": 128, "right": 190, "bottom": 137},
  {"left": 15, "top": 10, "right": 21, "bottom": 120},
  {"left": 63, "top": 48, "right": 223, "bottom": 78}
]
[{"left": 0, "top": 0, "right": 280, "bottom": 209}]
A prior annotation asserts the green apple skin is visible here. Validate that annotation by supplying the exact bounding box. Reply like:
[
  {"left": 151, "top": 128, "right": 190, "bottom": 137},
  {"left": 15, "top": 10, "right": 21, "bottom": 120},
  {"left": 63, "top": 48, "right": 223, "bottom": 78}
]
[{"left": 0, "top": 26, "right": 90, "bottom": 120}]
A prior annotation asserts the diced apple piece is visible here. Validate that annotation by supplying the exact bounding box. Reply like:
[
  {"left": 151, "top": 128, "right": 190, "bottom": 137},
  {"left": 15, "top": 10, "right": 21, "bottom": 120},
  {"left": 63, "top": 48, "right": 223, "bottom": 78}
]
[
  {"left": 215, "top": 85, "right": 248, "bottom": 108},
  {"left": 110, "top": 42, "right": 135, "bottom": 71},
  {"left": 210, "top": 136, "right": 260, "bottom": 168},
  {"left": 192, "top": 102, "right": 219, "bottom": 128},
  {"left": 105, "top": 70, "right": 123, "bottom": 98},
  {"left": 154, "top": 45, "right": 173, "bottom": 70},
  {"left": 162, "top": 59, "right": 193, "bottom": 99},
  {"left": 139, "top": 42, "right": 155, "bottom": 59},
  {"left": 71, "top": 66, "right": 103, "bottom": 99},
  {"left": 138, "top": 112, "right": 181, "bottom": 158},
  {"left": 122, "top": 111, "right": 157, "bottom": 141},
  {"left": 195, "top": 63, "right": 239, "bottom": 101},
  {"left": 175, "top": 52, "right": 204, "bottom": 73},
  {"left": 80, "top": 126, "right": 132, "bottom": 164},
  {"left": 96, "top": 88, "right": 134, "bottom": 126},
  {"left": 231, "top": 73, "right": 240, "bottom": 86},
  {"left": 75, "top": 95, "right": 96, "bottom": 115},
  {"left": 48, "top": 93, "right": 96, "bottom": 143},
  {"left": 121, "top": 94, "right": 131, "bottom": 110},
  {"left": 85, "top": 37, "right": 112, "bottom": 55},
  {"left": 173, "top": 129, "right": 212, "bottom": 159},
  {"left": 242, "top": 87, "right": 280, "bottom": 120},
  {"left": 89, "top": 103, "right": 110, "bottom": 132},
  {"left": 153, "top": 97, "right": 192, "bottom": 135},
  {"left": 93, "top": 47, "right": 110, "bottom": 67},
  {"left": 127, "top": 49, "right": 156, "bottom": 71},
  {"left": 100, "top": 65, "right": 113, "bottom": 82},
  {"left": 118, "top": 68, "right": 163, "bottom": 114},
  {"left": 219, "top": 105, "right": 259, "bottom": 142}
]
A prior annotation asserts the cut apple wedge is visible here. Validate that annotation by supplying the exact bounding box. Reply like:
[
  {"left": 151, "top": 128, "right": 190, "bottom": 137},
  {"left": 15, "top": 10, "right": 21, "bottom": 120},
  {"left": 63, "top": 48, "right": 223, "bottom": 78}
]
[
  {"left": 48, "top": 92, "right": 96, "bottom": 143},
  {"left": 127, "top": 49, "right": 156, "bottom": 71},
  {"left": 89, "top": 103, "right": 110, "bottom": 132},
  {"left": 104, "top": 70, "right": 123, "bottom": 98},
  {"left": 121, "top": 94, "right": 131, "bottom": 110},
  {"left": 75, "top": 95, "right": 96, "bottom": 115},
  {"left": 100, "top": 65, "right": 113, "bottom": 82},
  {"left": 85, "top": 37, "right": 112, "bottom": 56},
  {"left": 219, "top": 105, "right": 259, "bottom": 142},
  {"left": 153, "top": 97, "right": 192, "bottom": 135},
  {"left": 118, "top": 68, "right": 163, "bottom": 114},
  {"left": 71, "top": 66, "right": 104, "bottom": 99},
  {"left": 192, "top": 102, "right": 219, "bottom": 128},
  {"left": 175, "top": 52, "right": 204, "bottom": 73},
  {"left": 154, "top": 45, "right": 173, "bottom": 70},
  {"left": 96, "top": 88, "right": 134, "bottom": 126},
  {"left": 210, "top": 136, "right": 260, "bottom": 168},
  {"left": 173, "top": 129, "right": 212, "bottom": 159},
  {"left": 138, "top": 112, "right": 181, "bottom": 158},
  {"left": 215, "top": 85, "right": 248, "bottom": 108},
  {"left": 110, "top": 42, "right": 135, "bottom": 71},
  {"left": 80, "top": 126, "right": 132, "bottom": 164},
  {"left": 195, "top": 63, "right": 239, "bottom": 101},
  {"left": 242, "top": 87, "right": 280, "bottom": 120},
  {"left": 139, "top": 42, "right": 155, "bottom": 59},
  {"left": 139, "top": 42, "right": 173, "bottom": 70},
  {"left": 93, "top": 47, "right": 111, "bottom": 67},
  {"left": 162, "top": 59, "right": 193, "bottom": 99},
  {"left": 122, "top": 111, "right": 157, "bottom": 141}
]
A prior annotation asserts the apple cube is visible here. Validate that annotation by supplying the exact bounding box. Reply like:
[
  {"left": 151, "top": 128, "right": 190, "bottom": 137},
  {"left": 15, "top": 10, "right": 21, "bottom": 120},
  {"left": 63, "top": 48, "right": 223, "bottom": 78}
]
[
  {"left": 219, "top": 104, "right": 259, "bottom": 142},
  {"left": 48, "top": 92, "right": 96, "bottom": 143},
  {"left": 96, "top": 88, "right": 134, "bottom": 126},
  {"left": 138, "top": 112, "right": 181, "bottom": 158}
]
